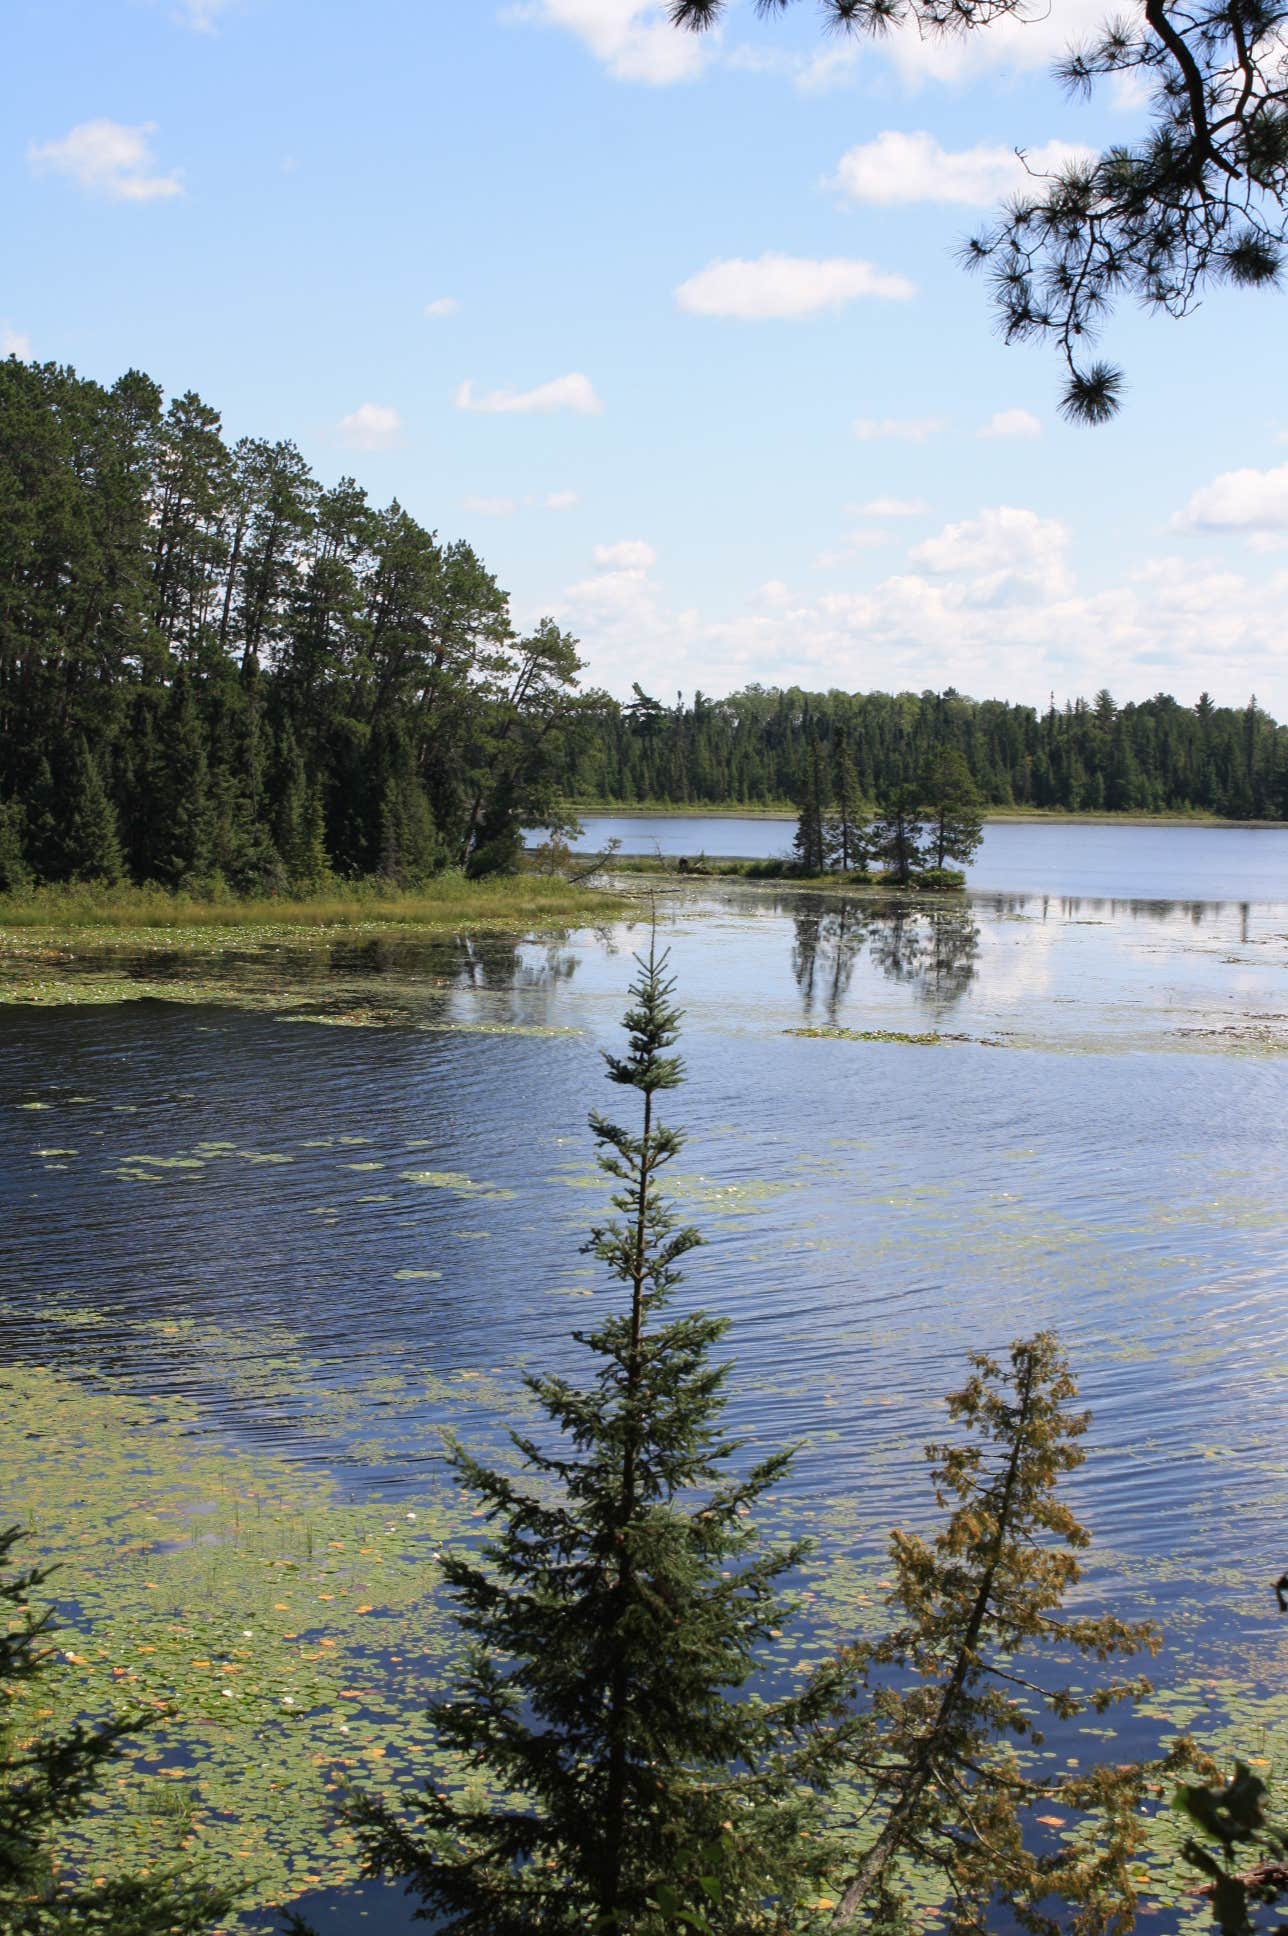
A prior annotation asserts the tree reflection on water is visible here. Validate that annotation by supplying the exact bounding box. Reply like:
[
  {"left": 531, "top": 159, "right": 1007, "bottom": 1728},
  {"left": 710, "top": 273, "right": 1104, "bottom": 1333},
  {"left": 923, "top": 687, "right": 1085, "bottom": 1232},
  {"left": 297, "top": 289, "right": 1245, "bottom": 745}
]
[{"left": 791, "top": 897, "right": 981, "bottom": 1023}]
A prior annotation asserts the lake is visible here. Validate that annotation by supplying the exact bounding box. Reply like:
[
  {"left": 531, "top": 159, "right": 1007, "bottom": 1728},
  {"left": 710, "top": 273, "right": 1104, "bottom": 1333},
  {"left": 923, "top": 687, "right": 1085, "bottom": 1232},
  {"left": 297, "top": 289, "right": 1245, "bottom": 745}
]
[
  {"left": 561, "top": 810, "right": 1288, "bottom": 901},
  {"left": 3, "top": 820, "right": 1287, "bottom": 1931}
]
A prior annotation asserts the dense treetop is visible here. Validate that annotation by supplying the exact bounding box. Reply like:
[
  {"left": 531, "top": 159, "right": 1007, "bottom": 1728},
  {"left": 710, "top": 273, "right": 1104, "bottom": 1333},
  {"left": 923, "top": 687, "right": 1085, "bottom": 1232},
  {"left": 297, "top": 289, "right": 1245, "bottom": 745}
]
[
  {"left": 568, "top": 682, "right": 1288, "bottom": 820},
  {"left": 0, "top": 355, "right": 586, "bottom": 891}
]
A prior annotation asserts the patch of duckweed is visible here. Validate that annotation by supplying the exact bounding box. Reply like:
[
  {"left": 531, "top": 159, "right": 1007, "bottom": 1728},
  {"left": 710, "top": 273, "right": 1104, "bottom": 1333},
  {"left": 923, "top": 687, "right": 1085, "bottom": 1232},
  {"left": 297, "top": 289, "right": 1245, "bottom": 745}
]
[
  {"left": 0, "top": 1360, "right": 476, "bottom": 1931},
  {"left": 401, "top": 1169, "right": 517, "bottom": 1201}
]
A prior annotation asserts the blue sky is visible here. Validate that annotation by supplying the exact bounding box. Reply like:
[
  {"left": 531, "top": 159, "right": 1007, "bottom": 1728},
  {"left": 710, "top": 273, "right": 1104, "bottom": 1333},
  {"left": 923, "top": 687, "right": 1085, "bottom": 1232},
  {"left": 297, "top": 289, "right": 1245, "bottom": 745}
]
[{"left": 5, "top": 0, "right": 1287, "bottom": 713}]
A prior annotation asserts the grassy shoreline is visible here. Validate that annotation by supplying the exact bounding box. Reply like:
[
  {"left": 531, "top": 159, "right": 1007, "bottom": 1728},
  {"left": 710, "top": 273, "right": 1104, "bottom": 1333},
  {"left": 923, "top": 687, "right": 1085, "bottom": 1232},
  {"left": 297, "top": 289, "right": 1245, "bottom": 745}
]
[
  {"left": 0, "top": 874, "right": 631, "bottom": 945},
  {"left": 561, "top": 801, "right": 1288, "bottom": 829}
]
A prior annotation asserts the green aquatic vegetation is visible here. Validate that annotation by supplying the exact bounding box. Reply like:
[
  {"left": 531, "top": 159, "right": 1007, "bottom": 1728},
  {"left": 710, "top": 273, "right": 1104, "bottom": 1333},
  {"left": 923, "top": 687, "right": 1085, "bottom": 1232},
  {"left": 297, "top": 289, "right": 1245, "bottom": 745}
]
[
  {"left": 392, "top": 1269, "right": 441, "bottom": 1281},
  {"left": 0, "top": 1362, "right": 483, "bottom": 1928},
  {"left": 785, "top": 1025, "right": 989, "bottom": 1047},
  {"left": 400, "top": 1169, "right": 516, "bottom": 1200}
]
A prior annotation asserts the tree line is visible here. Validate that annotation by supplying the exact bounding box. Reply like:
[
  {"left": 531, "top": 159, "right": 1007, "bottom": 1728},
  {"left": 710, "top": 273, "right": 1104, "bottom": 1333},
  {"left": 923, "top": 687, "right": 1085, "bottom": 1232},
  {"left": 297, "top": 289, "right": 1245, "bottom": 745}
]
[
  {"left": 568, "top": 683, "right": 1288, "bottom": 822},
  {"left": 0, "top": 355, "right": 586, "bottom": 893}
]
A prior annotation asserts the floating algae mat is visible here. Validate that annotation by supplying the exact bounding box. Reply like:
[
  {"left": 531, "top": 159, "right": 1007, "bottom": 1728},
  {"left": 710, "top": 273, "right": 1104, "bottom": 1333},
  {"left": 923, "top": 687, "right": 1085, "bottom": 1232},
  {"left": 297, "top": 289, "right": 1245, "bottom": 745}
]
[{"left": 0, "top": 1360, "right": 503, "bottom": 1930}]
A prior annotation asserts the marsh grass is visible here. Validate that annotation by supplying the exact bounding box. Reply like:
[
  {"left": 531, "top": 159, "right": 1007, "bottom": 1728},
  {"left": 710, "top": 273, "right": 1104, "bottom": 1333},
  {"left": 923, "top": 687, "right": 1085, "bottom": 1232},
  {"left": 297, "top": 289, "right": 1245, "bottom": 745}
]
[{"left": 0, "top": 874, "right": 630, "bottom": 943}]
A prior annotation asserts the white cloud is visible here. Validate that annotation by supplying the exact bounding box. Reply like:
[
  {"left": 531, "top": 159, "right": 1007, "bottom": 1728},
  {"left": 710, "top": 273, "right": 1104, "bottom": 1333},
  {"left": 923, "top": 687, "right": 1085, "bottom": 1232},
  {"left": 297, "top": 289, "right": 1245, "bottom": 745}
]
[
  {"left": 505, "top": 0, "right": 708, "bottom": 84},
  {"left": 853, "top": 415, "right": 949, "bottom": 443},
  {"left": 456, "top": 372, "right": 603, "bottom": 415},
  {"left": 28, "top": 120, "right": 184, "bottom": 202},
  {"left": 2, "top": 327, "right": 32, "bottom": 359},
  {"left": 675, "top": 253, "right": 915, "bottom": 320},
  {"left": 463, "top": 495, "right": 517, "bottom": 517},
  {"left": 979, "top": 408, "right": 1042, "bottom": 439},
  {"left": 543, "top": 490, "right": 580, "bottom": 510},
  {"left": 857, "top": 496, "right": 929, "bottom": 517},
  {"left": 829, "top": 131, "right": 1095, "bottom": 209},
  {"left": 909, "top": 506, "right": 1071, "bottom": 601},
  {"left": 1172, "top": 463, "right": 1288, "bottom": 533},
  {"left": 544, "top": 518, "right": 1288, "bottom": 718},
  {"left": 879, "top": 0, "right": 1121, "bottom": 86},
  {"left": 593, "top": 539, "right": 656, "bottom": 569},
  {"left": 336, "top": 402, "right": 403, "bottom": 450},
  {"left": 425, "top": 297, "right": 460, "bottom": 318}
]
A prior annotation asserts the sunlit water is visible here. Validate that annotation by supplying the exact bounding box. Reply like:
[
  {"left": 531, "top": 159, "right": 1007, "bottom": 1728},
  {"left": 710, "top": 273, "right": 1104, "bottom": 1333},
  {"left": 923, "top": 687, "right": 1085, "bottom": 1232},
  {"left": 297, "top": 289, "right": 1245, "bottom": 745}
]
[
  {"left": 3, "top": 824, "right": 1287, "bottom": 1931},
  {"left": 563, "top": 811, "right": 1288, "bottom": 901}
]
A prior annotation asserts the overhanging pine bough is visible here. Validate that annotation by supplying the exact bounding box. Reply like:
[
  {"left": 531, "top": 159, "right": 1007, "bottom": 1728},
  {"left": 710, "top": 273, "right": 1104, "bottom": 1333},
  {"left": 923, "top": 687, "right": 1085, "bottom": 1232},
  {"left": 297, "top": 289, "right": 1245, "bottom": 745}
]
[{"left": 671, "top": 0, "right": 1288, "bottom": 422}]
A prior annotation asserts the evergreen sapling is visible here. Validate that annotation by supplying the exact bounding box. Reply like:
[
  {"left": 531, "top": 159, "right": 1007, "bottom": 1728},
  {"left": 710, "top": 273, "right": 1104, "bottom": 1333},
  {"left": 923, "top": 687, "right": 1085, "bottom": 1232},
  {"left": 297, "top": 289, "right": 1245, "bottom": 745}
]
[{"left": 349, "top": 937, "right": 831, "bottom": 1933}]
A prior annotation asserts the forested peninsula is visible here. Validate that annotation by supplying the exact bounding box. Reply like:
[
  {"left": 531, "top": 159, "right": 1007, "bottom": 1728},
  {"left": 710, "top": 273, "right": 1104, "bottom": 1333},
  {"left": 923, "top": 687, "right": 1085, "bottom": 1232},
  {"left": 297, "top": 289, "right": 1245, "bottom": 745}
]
[{"left": 3, "top": 355, "right": 1285, "bottom": 898}]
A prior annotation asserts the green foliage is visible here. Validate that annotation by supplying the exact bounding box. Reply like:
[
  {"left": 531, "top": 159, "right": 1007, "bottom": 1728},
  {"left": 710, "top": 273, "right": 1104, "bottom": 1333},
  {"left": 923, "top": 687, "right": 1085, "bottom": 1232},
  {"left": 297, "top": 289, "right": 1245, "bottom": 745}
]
[
  {"left": 0, "top": 1525, "right": 233, "bottom": 1935},
  {"left": 0, "top": 357, "right": 584, "bottom": 891},
  {"left": 1174, "top": 1762, "right": 1288, "bottom": 1934},
  {"left": 348, "top": 941, "right": 831, "bottom": 1932},
  {"left": 813, "top": 1335, "right": 1169, "bottom": 1933},
  {"left": 564, "top": 685, "right": 1288, "bottom": 822},
  {"left": 867, "top": 786, "right": 930, "bottom": 887},
  {"left": 921, "top": 746, "right": 984, "bottom": 872}
]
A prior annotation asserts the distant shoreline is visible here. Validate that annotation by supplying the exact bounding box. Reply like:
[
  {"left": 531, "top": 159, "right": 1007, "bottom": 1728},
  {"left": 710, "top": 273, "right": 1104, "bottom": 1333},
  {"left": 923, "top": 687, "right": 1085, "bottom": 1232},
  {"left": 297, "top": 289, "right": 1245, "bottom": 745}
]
[{"left": 559, "top": 803, "right": 1288, "bottom": 830}]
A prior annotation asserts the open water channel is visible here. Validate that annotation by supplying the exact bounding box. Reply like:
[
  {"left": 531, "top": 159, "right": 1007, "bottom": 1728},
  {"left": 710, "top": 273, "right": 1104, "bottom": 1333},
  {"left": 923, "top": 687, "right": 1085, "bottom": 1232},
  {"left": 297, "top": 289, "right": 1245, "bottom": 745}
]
[{"left": 1, "top": 821, "right": 1286, "bottom": 1931}]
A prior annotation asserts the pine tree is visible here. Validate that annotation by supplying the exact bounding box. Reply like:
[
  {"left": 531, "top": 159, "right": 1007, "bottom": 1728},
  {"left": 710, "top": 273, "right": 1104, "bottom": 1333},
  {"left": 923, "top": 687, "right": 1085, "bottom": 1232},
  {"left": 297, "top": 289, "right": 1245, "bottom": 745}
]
[
  {"left": 827, "top": 725, "right": 866, "bottom": 875},
  {"left": 0, "top": 798, "right": 30, "bottom": 891},
  {"left": 58, "top": 740, "right": 124, "bottom": 885},
  {"left": 868, "top": 785, "right": 928, "bottom": 887},
  {"left": 0, "top": 1526, "right": 233, "bottom": 1935},
  {"left": 349, "top": 939, "right": 830, "bottom": 1934},
  {"left": 793, "top": 740, "right": 831, "bottom": 875},
  {"left": 922, "top": 745, "right": 984, "bottom": 875},
  {"left": 815, "top": 1335, "right": 1171, "bottom": 1934}
]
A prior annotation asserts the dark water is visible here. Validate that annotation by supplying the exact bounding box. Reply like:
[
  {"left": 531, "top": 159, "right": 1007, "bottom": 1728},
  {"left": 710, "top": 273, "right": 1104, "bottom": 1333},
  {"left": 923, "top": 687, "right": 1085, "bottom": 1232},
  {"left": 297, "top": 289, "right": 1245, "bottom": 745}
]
[
  {"left": 3, "top": 837, "right": 1288, "bottom": 1930},
  {"left": 561, "top": 812, "right": 1288, "bottom": 901}
]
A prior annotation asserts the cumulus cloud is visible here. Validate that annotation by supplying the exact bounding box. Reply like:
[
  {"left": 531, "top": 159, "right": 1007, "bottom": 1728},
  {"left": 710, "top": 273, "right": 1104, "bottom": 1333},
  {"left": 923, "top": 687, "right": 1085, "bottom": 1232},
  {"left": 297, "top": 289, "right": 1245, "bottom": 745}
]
[
  {"left": 676, "top": 253, "right": 914, "bottom": 319},
  {"left": 544, "top": 490, "right": 580, "bottom": 510},
  {"left": 878, "top": 0, "right": 1122, "bottom": 86},
  {"left": 504, "top": 0, "right": 708, "bottom": 84},
  {"left": 425, "top": 297, "right": 460, "bottom": 318},
  {"left": 829, "top": 131, "right": 1095, "bottom": 208},
  {"left": 463, "top": 495, "right": 517, "bottom": 517},
  {"left": 909, "top": 506, "right": 1071, "bottom": 601},
  {"left": 542, "top": 515, "right": 1288, "bottom": 716},
  {"left": 1172, "top": 462, "right": 1288, "bottom": 533},
  {"left": 337, "top": 402, "right": 403, "bottom": 450},
  {"left": 28, "top": 120, "right": 184, "bottom": 202},
  {"left": 2, "top": 326, "right": 32, "bottom": 359},
  {"left": 979, "top": 408, "right": 1042, "bottom": 439},
  {"left": 456, "top": 372, "right": 603, "bottom": 415},
  {"left": 853, "top": 415, "right": 949, "bottom": 443},
  {"left": 593, "top": 539, "right": 656, "bottom": 569}
]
